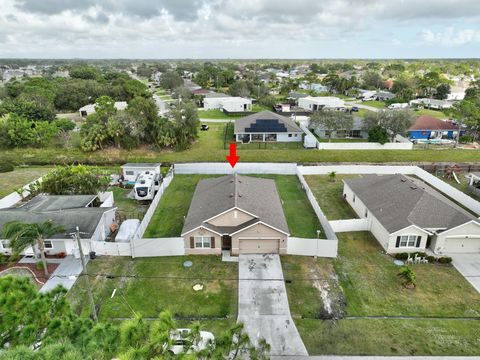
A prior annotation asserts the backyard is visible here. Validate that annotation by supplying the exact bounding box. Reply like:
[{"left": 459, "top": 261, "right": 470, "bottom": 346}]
[
  {"left": 145, "top": 174, "right": 324, "bottom": 238},
  {"left": 0, "top": 166, "right": 52, "bottom": 198},
  {"left": 67, "top": 255, "right": 238, "bottom": 322}
]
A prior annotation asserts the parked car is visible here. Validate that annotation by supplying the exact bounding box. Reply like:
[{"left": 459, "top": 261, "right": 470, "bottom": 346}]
[
  {"left": 351, "top": 106, "right": 359, "bottom": 112},
  {"left": 168, "top": 329, "right": 215, "bottom": 355},
  {"left": 201, "top": 124, "right": 209, "bottom": 131}
]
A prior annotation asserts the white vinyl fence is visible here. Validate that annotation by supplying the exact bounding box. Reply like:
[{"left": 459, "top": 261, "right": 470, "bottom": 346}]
[
  {"left": 91, "top": 241, "right": 132, "bottom": 256},
  {"left": 330, "top": 219, "right": 369, "bottom": 232},
  {"left": 0, "top": 176, "right": 43, "bottom": 209},
  {"left": 174, "top": 162, "right": 298, "bottom": 175},
  {"left": 287, "top": 237, "right": 338, "bottom": 258},
  {"left": 132, "top": 237, "right": 185, "bottom": 258},
  {"left": 132, "top": 167, "right": 174, "bottom": 241},
  {"left": 316, "top": 142, "right": 412, "bottom": 150}
]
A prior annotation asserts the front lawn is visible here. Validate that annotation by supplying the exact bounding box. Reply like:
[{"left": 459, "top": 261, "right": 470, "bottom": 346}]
[
  {"left": 67, "top": 256, "right": 238, "bottom": 320},
  {"left": 0, "top": 166, "right": 52, "bottom": 198},
  {"left": 413, "top": 108, "right": 449, "bottom": 119},
  {"left": 297, "top": 318, "right": 480, "bottom": 356},
  {"left": 360, "top": 100, "right": 386, "bottom": 109},
  {"left": 145, "top": 174, "right": 324, "bottom": 238},
  {"left": 305, "top": 175, "right": 359, "bottom": 220},
  {"left": 198, "top": 109, "right": 243, "bottom": 119}
]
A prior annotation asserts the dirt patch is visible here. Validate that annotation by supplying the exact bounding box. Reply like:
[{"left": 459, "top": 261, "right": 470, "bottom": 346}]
[{"left": 309, "top": 263, "right": 345, "bottom": 320}]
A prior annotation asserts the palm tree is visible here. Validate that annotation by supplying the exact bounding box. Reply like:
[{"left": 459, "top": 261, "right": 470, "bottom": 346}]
[{"left": 2, "top": 220, "right": 64, "bottom": 278}]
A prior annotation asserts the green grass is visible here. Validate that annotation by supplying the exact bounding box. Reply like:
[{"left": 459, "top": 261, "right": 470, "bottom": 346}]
[
  {"left": 360, "top": 100, "right": 386, "bottom": 108},
  {"left": 305, "top": 175, "right": 359, "bottom": 220},
  {"left": 0, "top": 166, "right": 52, "bottom": 197},
  {"left": 67, "top": 256, "right": 238, "bottom": 320},
  {"left": 413, "top": 108, "right": 449, "bottom": 119},
  {"left": 109, "top": 186, "right": 148, "bottom": 220},
  {"left": 145, "top": 174, "right": 324, "bottom": 238},
  {"left": 434, "top": 173, "right": 480, "bottom": 202},
  {"left": 297, "top": 318, "right": 480, "bottom": 356},
  {"left": 198, "top": 110, "right": 243, "bottom": 119}
]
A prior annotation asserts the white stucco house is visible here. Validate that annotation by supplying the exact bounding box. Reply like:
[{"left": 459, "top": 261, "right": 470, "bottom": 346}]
[
  {"left": 0, "top": 194, "right": 117, "bottom": 257},
  {"left": 79, "top": 101, "right": 128, "bottom": 117},
  {"left": 203, "top": 95, "right": 252, "bottom": 112},
  {"left": 234, "top": 111, "right": 303, "bottom": 143},
  {"left": 298, "top": 96, "right": 346, "bottom": 111},
  {"left": 343, "top": 174, "right": 480, "bottom": 254}
]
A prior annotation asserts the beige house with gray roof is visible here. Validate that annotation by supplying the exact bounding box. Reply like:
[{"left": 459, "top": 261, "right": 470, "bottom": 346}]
[
  {"left": 181, "top": 174, "right": 289, "bottom": 255},
  {"left": 343, "top": 174, "right": 480, "bottom": 254}
]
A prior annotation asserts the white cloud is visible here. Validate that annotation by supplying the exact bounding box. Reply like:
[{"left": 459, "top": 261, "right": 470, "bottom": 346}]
[{"left": 422, "top": 27, "right": 480, "bottom": 46}]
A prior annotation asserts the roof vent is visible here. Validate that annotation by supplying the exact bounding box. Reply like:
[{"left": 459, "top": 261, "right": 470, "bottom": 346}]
[
  {"left": 238, "top": 193, "right": 242, "bottom": 197},
  {"left": 401, "top": 178, "right": 407, "bottom": 182},
  {"left": 410, "top": 185, "right": 417, "bottom": 190},
  {"left": 229, "top": 193, "right": 234, "bottom": 197}
]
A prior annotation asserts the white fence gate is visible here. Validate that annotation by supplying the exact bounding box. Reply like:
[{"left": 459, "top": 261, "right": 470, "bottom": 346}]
[
  {"left": 132, "top": 237, "right": 185, "bottom": 258},
  {"left": 329, "top": 219, "right": 369, "bottom": 232},
  {"left": 287, "top": 237, "right": 338, "bottom": 258}
]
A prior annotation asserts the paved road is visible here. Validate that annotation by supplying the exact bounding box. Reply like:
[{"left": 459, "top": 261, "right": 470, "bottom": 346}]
[
  {"left": 237, "top": 254, "right": 308, "bottom": 356},
  {"left": 449, "top": 253, "right": 480, "bottom": 293},
  {"left": 345, "top": 101, "right": 380, "bottom": 113},
  {"left": 40, "top": 255, "right": 84, "bottom": 293}
]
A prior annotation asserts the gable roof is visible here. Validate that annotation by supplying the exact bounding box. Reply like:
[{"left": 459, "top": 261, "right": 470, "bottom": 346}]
[
  {"left": 181, "top": 175, "right": 289, "bottom": 235},
  {"left": 234, "top": 110, "right": 302, "bottom": 134},
  {"left": 344, "top": 174, "right": 477, "bottom": 233},
  {"left": 409, "top": 115, "right": 459, "bottom": 131},
  {"left": 0, "top": 195, "right": 116, "bottom": 239}
]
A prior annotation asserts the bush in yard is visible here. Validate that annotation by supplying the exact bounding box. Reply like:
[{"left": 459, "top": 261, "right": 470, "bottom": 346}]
[
  {"left": 0, "top": 162, "right": 14, "bottom": 173},
  {"left": 459, "top": 135, "right": 473, "bottom": 143},
  {"left": 398, "top": 266, "right": 416, "bottom": 288},
  {"left": 36, "top": 261, "right": 45, "bottom": 270},
  {"left": 394, "top": 253, "right": 409, "bottom": 260},
  {"left": 437, "top": 256, "right": 452, "bottom": 264},
  {"left": 368, "top": 125, "right": 389, "bottom": 144},
  {"left": 426, "top": 256, "right": 436, "bottom": 263},
  {"left": 414, "top": 252, "right": 427, "bottom": 258}
]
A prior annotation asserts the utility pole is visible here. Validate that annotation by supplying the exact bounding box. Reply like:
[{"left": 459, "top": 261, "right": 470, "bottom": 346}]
[{"left": 73, "top": 226, "right": 97, "bottom": 322}]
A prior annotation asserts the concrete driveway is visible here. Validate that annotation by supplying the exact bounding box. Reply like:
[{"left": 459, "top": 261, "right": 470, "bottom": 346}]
[
  {"left": 448, "top": 254, "right": 480, "bottom": 293},
  {"left": 40, "top": 255, "right": 84, "bottom": 293},
  {"left": 237, "top": 254, "right": 308, "bottom": 356}
]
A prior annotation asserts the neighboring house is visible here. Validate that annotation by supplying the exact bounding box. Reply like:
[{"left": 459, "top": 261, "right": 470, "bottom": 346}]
[
  {"left": 448, "top": 86, "right": 466, "bottom": 101},
  {"left": 298, "top": 96, "right": 346, "bottom": 111},
  {"left": 181, "top": 174, "right": 290, "bottom": 255},
  {"left": 299, "top": 83, "right": 329, "bottom": 92},
  {"left": 234, "top": 111, "right": 303, "bottom": 143},
  {"left": 287, "top": 92, "right": 309, "bottom": 102},
  {"left": 0, "top": 195, "right": 117, "bottom": 256},
  {"left": 343, "top": 174, "right": 480, "bottom": 254},
  {"left": 121, "top": 163, "right": 162, "bottom": 183},
  {"left": 361, "top": 91, "right": 395, "bottom": 101},
  {"left": 408, "top": 115, "right": 464, "bottom": 140},
  {"left": 312, "top": 117, "right": 368, "bottom": 139},
  {"left": 203, "top": 96, "right": 252, "bottom": 112},
  {"left": 79, "top": 101, "right": 128, "bottom": 117},
  {"left": 409, "top": 98, "right": 453, "bottom": 110}
]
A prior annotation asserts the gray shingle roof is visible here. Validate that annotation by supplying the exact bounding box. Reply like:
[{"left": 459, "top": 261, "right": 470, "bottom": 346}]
[
  {"left": 344, "top": 174, "right": 477, "bottom": 233},
  {"left": 121, "top": 163, "right": 161, "bottom": 168},
  {"left": 182, "top": 175, "right": 289, "bottom": 235},
  {"left": 234, "top": 111, "right": 302, "bottom": 134},
  {"left": 0, "top": 195, "right": 115, "bottom": 239}
]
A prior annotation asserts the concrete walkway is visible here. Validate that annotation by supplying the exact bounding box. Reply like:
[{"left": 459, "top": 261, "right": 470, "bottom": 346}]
[
  {"left": 40, "top": 255, "right": 84, "bottom": 293},
  {"left": 449, "top": 253, "right": 480, "bottom": 293},
  {"left": 237, "top": 254, "right": 308, "bottom": 356}
]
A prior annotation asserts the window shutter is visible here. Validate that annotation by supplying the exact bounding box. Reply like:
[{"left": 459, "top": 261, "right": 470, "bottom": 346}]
[
  {"left": 190, "top": 237, "right": 194, "bottom": 249},
  {"left": 211, "top": 236, "right": 215, "bottom": 248},
  {"left": 416, "top": 236, "right": 421, "bottom": 248},
  {"left": 395, "top": 236, "right": 400, "bottom": 248}
]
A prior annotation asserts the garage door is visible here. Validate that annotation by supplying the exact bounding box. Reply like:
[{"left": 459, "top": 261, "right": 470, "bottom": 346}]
[
  {"left": 444, "top": 237, "right": 480, "bottom": 253},
  {"left": 239, "top": 239, "right": 279, "bottom": 254}
]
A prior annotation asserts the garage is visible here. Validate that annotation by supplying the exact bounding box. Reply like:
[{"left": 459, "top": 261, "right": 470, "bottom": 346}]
[
  {"left": 444, "top": 237, "right": 480, "bottom": 253},
  {"left": 239, "top": 239, "right": 279, "bottom": 254}
]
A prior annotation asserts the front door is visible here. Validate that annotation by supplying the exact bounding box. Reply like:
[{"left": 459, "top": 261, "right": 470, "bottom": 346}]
[{"left": 222, "top": 235, "right": 232, "bottom": 250}]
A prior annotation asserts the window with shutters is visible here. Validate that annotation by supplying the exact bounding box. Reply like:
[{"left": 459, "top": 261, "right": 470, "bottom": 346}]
[
  {"left": 398, "top": 235, "right": 419, "bottom": 247},
  {"left": 195, "top": 236, "right": 211, "bottom": 248}
]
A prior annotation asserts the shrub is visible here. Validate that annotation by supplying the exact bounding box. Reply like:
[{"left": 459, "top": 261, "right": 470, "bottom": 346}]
[
  {"left": 398, "top": 266, "right": 416, "bottom": 287},
  {"left": 394, "top": 253, "right": 409, "bottom": 260},
  {"left": 414, "top": 252, "right": 426, "bottom": 258},
  {"left": 36, "top": 261, "right": 45, "bottom": 270},
  {"left": 0, "top": 253, "right": 6, "bottom": 266},
  {"left": 459, "top": 135, "right": 473, "bottom": 143},
  {"left": 437, "top": 256, "right": 452, "bottom": 264},
  {"left": 0, "top": 162, "right": 14, "bottom": 173},
  {"left": 426, "top": 256, "right": 436, "bottom": 263},
  {"left": 53, "top": 118, "right": 76, "bottom": 132}
]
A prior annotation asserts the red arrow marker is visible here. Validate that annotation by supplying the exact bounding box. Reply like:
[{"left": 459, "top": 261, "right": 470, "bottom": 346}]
[{"left": 226, "top": 143, "right": 240, "bottom": 168}]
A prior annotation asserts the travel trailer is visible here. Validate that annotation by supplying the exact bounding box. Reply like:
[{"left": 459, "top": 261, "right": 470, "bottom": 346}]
[{"left": 133, "top": 171, "right": 161, "bottom": 201}]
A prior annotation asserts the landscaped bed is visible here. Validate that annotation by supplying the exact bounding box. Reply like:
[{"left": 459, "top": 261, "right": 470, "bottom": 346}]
[
  {"left": 67, "top": 255, "right": 238, "bottom": 320},
  {"left": 144, "top": 174, "right": 324, "bottom": 238}
]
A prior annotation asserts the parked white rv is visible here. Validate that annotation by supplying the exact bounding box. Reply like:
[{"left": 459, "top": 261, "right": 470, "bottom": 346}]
[{"left": 134, "top": 171, "right": 161, "bottom": 201}]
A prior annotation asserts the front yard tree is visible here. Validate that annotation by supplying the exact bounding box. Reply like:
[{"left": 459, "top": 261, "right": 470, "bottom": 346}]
[
  {"left": 368, "top": 125, "right": 389, "bottom": 144},
  {"left": 363, "top": 110, "right": 415, "bottom": 142},
  {"left": 171, "top": 101, "right": 200, "bottom": 150},
  {"left": 448, "top": 99, "right": 480, "bottom": 141},
  {"left": 1, "top": 220, "right": 64, "bottom": 278},
  {"left": 309, "top": 111, "right": 354, "bottom": 142}
]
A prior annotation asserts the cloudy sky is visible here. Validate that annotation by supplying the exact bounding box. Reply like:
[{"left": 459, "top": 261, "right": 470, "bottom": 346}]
[{"left": 1, "top": 0, "right": 480, "bottom": 58}]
